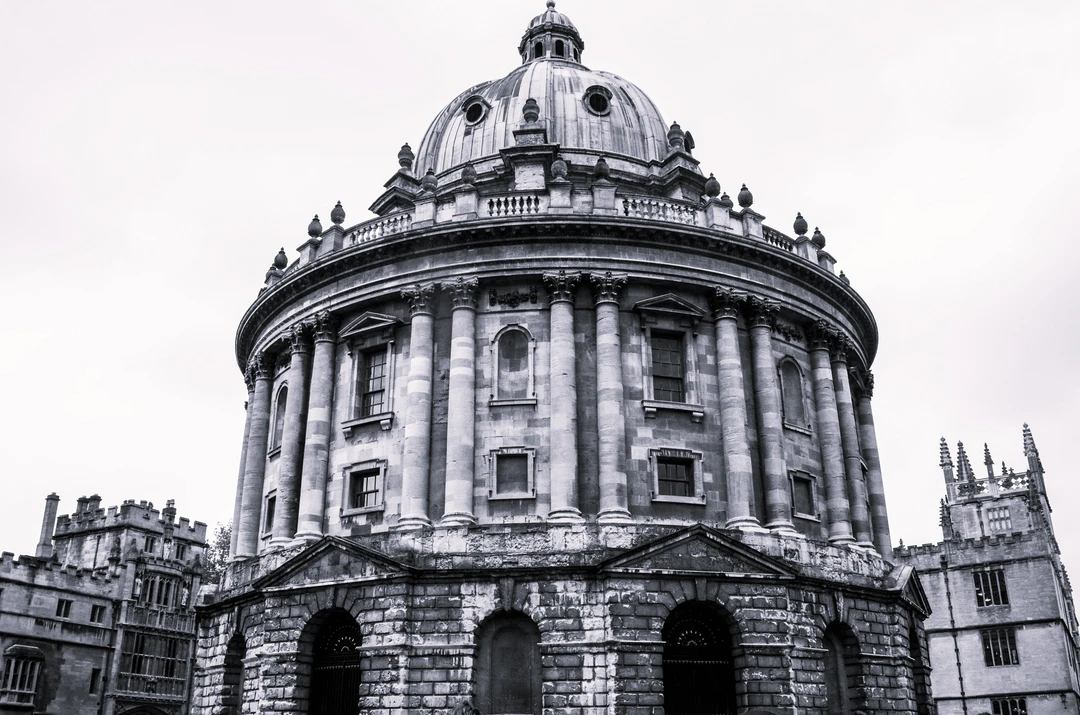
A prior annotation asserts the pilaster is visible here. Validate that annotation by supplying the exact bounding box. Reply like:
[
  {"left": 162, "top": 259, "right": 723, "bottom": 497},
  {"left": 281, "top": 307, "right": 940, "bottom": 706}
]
[
  {"left": 809, "top": 321, "right": 854, "bottom": 545},
  {"left": 543, "top": 270, "right": 584, "bottom": 523},
  {"left": 399, "top": 284, "right": 437, "bottom": 529},
  {"left": 270, "top": 323, "right": 313, "bottom": 548},
  {"left": 591, "top": 271, "right": 631, "bottom": 523},
  {"left": 236, "top": 353, "right": 273, "bottom": 558},
  {"left": 230, "top": 376, "right": 255, "bottom": 558},
  {"left": 294, "top": 311, "right": 338, "bottom": 544},
  {"left": 856, "top": 371, "right": 893, "bottom": 559},
  {"left": 442, "top": 277, "right": 479, "bottom": 526}
]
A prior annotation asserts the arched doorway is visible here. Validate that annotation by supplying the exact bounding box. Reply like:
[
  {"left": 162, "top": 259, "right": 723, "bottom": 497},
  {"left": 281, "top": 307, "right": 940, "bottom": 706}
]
[
  {"left": 308, "top": 610, "right": 363, "bottom": 715},
  {"left": 475, "top": 611, "right": 541, "bottom": 715},
  {"left": 823, "top": 622, "right": 860, "bottom": 715},
  {"left": 222, "top": 633, "right": 246, "bottom": 715},
  {"left": 662, "top": 601, "right": 737, "bottom": 715}
]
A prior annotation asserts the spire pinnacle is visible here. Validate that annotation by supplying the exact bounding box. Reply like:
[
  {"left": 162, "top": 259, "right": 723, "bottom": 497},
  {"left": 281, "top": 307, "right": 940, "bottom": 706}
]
[
  {"left": 956, "top": 441, "right": 974, "bottom": 482},
  {"left": 983, "top": 443, "right": 994, "bottom": 477},
  {"left": 1022, "top": 422, "right": 1043, "bottom": 474},
  {"left": 939, "top": 437, "right": 955, "bottom": 484}
]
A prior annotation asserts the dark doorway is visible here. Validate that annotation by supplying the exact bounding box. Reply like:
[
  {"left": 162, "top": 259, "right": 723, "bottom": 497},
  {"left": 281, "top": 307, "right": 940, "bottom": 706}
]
[
  {"left": 662, "top": 601, "right": 737, "bottom": 715},
  {"left": 475, "top": 612, "right": 541, "bottom": 715},
  {"left": 823, "top": 622, "right": 860, "bottom": 715},
  {"left": 308, "top": 611, "right": 363, "bottom": 715},
  {"left": 222, "top": 633, "right": 246, "bottom": 714}
]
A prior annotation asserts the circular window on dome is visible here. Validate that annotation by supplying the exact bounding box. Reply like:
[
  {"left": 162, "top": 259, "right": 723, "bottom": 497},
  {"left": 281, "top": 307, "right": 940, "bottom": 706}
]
[
  {"left": 462, "top": 97, "right": 489, "bottom": 125},
  {"left": 583, "top": 86, "right": 613, "bottom": 116}
]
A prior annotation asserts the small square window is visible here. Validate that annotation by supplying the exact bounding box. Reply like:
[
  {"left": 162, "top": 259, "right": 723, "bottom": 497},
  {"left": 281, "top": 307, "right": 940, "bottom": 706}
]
[
  {"left": 341, "top": 460, "right": 387, "bottom": 515},
  {"left": 649, "top": 448, "right": 705, "bottom": 504},
  {"left": 987, "top": 507, "right": 1012, "bottom": 533},
  {"left": 981, "top": 627, "right": 1019, "bottom": 666},
  {"left": 488, "top": 448, "right": 536, "bottom": 499},
  {"left": 56, "top": 599, "right": 73, "bottom": 619},
  {"left": 790, "top": 472, "right": 817, "bottom": 518},
  {"left": 263, "top": 494, "right": 277, "bottom": 536},
  {"left": 90, "top": 605, "right": 106, "bottom": 623},
  {"left": 974, "top": 570, "right": 1009, "bottom": 607}
]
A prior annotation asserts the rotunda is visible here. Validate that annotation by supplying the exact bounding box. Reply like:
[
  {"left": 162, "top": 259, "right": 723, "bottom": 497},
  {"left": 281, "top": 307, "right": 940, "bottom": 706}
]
[{"left": 193, "top": 4, "right": 932, "bottom": 715}]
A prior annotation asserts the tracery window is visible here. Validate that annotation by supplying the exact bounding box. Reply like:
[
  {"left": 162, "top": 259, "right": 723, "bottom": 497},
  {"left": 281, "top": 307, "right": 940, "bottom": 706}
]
[
  {"left": 0, "top": 645, "right": 43, "bottom": 706},
  {"left": 491, "top": 325, "right": 536, "bottom": 405},
  {"left": 117, "top": 632, "right": 189, "bottom": 696},
  {"left": 992, "top": 698, "right": 1027, "bottom": 715}
]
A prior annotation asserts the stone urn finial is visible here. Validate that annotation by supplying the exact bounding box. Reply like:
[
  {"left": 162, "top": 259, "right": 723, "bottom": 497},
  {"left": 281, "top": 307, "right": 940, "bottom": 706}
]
[
  {"left": 461, "top": 163, "right": 477, "bottom": 185},
  {"left": 551, "top": 154, "right": 569, "bottom": 180},
  {"left": 398, "top": 143, "right": 415, "bottom": 171},
  {"left": 667, "top": 121, "right": 685, "bottom": 151},
  {"left": 330, "top": 201, "right": 346, "bottom": 226},
  {"left": 421, "top": 168, "right": 438, "bottom": 193},
  {"left": 593, "top": 156, "right": 610, "bottom": 180},
  {"left": 737, "top": 183, "right": 753, "bottom": 209},
  {"left": 812, "top": 227, "right": 826, "bottom": 248},
  {"left": 273, "top": 247, "right": 288, "bottom": 269},
  {"left": 522, "top": 97, "right": 540, "bottom": 123},
  {"left": 719, "top": 192, "right": 733, "bottom": 209},
  {"left": 704, "top": 173, "right": 721, "bottom": 198},
  {"left": 307, "top": 215, "right": 322, "bottom": 238},
  {"left": 793, "top": 212, "right": 808, "bottom": 236}
]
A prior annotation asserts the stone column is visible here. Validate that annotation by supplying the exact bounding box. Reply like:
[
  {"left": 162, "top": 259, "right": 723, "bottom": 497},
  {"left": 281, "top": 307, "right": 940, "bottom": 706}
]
[
  {"left": 229, "top": 375, "right": 254, "bottom": 558},
  {"left": 809, "top": 322, "right": 854, "bottom": 545},
  {"left": 398, "top": 284, "right": 436, "bottom": 529},
  {"left": 543, "top": 270, "right": 584, "bottom": 523},
  {"left": 236, "top": 353, "right": 273, "bottom": 558},
  {"left": 294, "top": 311, "right": 338, "bottom": 543},
  {"left": 591, "top": 271, "right": 631, "bottom": 523},
  {"left": 713, "top": 288, "right": 759, "bottom": 530},
  {"left": 832, "top": 340, "right": 873, "bottom": 549},
  {"left": 441, "top": 277, "right": 479, "bottom": 526},
  {"left": 270, "top": 323, "right": 312, "bottom": 548},
  {"left": 856, "top": 372, "right": 893, "bottom": 559},
  {"left": 747, "top": 297, "right": 794, "bottom": 533}
]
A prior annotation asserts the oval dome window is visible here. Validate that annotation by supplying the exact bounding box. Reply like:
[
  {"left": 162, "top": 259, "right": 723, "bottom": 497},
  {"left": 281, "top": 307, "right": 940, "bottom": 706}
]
[
  {"left": 464, "top": 100, "right": 487, "bottom": 125},
  {"left": 583, "top": 86, "right": 612, "bottom": 116}
]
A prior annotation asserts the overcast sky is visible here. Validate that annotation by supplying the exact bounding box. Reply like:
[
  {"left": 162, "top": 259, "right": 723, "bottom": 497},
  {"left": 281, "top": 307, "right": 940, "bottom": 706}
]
[{"left": 1, "top": 1, "right": 1076, "bottom": 572}]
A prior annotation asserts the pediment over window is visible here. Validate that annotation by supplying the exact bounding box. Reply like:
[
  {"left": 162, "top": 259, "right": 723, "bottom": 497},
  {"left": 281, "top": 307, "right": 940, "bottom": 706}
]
[
  {"left": 888, "top": 564, "right": 932, "bottom": 617},
  {"left": 633, "top": 294, "right": 706, "bottom": 329},
  {"left": 252, "top": 537, "right": 411, "bottom": 590},
  {"left": 339, "top": 312, "right": 401, "bottom": 341},
  {"left": 600, "top": 524, "right": 797, "bottom": 577}
]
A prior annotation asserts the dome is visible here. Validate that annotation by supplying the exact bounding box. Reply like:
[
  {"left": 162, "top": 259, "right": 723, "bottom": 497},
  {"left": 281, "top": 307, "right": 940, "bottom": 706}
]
[
  {"left": 412, "top": 60, "right": 669, "bottom": 175},
  {"left": 528, "top": 0, "right": 576, "bottom": 31}
]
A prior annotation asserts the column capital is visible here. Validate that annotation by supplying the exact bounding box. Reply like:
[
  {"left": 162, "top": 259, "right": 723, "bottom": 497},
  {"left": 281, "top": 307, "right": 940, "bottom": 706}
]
[
  {"left": 860, "top": 370, "right": 875, "bottom": 399},
  {"left": 443, "top": 276, "right": 479, "bottom": 310},
  {"left": 287, "top": 322, "right": 313, "bottom": 355},
  {"left": 310, "top": 310, "right": 338, "bottom": 343},
  {"left": 830, "top": 334, "right": 854, "bottom": 364},
  {"left": 711, "top": 286, "right": 745, "bottom": 320},
  {"left": 590, "top": 271, "right": 627, "bottom": 305},
  {"left": 543, "top": 270, "right": 581, "bottom": 305},
  {"left": 745, "top": 295, "right": 779, "bottom": 329},
  {"left": 809, "top": 319, "right": 838, "bottom": 351},
  {"left": 248, "top": 352, "right": 274, "bottom": 380},
  {"left": 243, "top": 365, "right": 256, "bottom": 393},
  {"left": 401, "top": 283, "right": 436, "bottom": 316}
]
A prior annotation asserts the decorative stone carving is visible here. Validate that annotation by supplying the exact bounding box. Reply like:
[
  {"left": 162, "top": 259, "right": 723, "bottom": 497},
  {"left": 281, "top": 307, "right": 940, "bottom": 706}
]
[
  {"left": 397, "top": 143, "right": 414, "bottom": 172},
  {"left": 667, "top": 121, "right": 685, "bottom": 151},
  {"left": 243, "top": 364, "right": 256, "bottom": 393},
  {"left": 738, "top": 184, "right": 753, "bottom": 209},
  {"left": 273, "top": 248, "right": 288, "bottom": 270},
  {"left": 542, "top": 270, "right": 581, "bottom": 304},
  {"left": 330, "top": 201, "right": 345, "bottom": 226},
  {"left": 711, "top": 286, "right": 744, "bottom": 319},
  {"left": 249, "top": 352, "right": 273, "bottom": 380},
  {"left": 704, "top": 173, "right": 721, "bottom": 198},
  {"left": 287, "top": 322, "right": 313, "bottom": 354},
  {"left": 809, "top": 320, "right": 838, "bottom": 350},
  {"left": 862, "top": 370, "right": 875, "bottom": 399},
  {"left": 812, "top": 226, "right": 826, "bottom": 248},
  {"left": 590, "top": 271, "right": 626, "bottom": 304},
  {"left": 793, "top": 212, "right": 808, "bottom": 236},
  {"left": 745, "top": 295, "right": 778, "bottom": 329},
  {"left": 307, "top": 215, "right": 322, "bottom": 238},
  {"left": 444, "top": 276, "right": 479, "bottom": 310},
  {"left": 310, "top": 310, "right": 338, "bottom": 342},
  {"left": 551, "top": 154, "right": 568, "bottom": 180},
  {"left": 774, "top": 321, "right": 803, "bottom": 343},
  {"left": 593, "top": 156, "right": 610, "bottom": 180},
  {"left": 420, "top": 169, "right": 438, "bottom": 193},
  {"left": 461, "top": 163, "right": 477, "bottom": 185},
  {"left": 488, "top": 287, "right": 539, "bottom": 308},
  {"left": 401, "top": 283, "right": 436, "bottom": 315},
  {"left": 522, "top": 97, "right": 540, "bottom": 123}
]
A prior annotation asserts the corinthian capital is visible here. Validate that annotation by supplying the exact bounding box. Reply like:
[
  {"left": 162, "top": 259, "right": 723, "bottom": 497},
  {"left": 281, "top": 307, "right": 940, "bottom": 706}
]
[
  {"left": 860, "top": 369, "right": 875, "bottom": 399},
  {"left": 248, "top": 352, "right": 274, "bottom": 380},
  {"left": 401, "top": 283, "right": 436, "bottom": 316},
  {"left": 443, "top": 276, "right": 479, "bottom": 310},
  {"left": 310, "top": 310, "right": 338, "bottom": 342},
  {"left": 590, "top": 271, "right": 627, "bottom": 305},
  {"left": 287, "top": 321, "right": 313, "bottom": 354},
  {"left": 711, "top": 286, "right": 745, "bottom": 320},
  {"left": 808, "top": 320, "right": 837, "bottom": 351},
  {"left": 745, "top": 295, "right": 779, "bottom": 329},
  {"left": 243, "top": 364, "right": 256, "bottom": 393},
  {"left": 830, "top": 333, "right": 854, "bottom": 363},
  {"left": 543, "top": 270, "right": 581, "bottom": 305}
]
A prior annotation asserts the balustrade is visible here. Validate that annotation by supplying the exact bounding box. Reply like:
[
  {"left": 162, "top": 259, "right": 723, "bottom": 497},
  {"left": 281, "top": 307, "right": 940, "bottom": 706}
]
[
  {"left": 622, "top": 196, "right": 699, "bottom": 226},
  {"left": 487, "top": 194, "right": 544, "bottom": 216}
]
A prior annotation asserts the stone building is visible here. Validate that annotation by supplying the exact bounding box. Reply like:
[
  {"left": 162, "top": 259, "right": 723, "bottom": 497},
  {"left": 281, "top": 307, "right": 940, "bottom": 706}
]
[
  {"left": 193, "top": 3, "right": 932, "bottom": 714},
  {"left": 894, "top": 428, "right": 1080, "bottom": 715},
  {"left": 0, "top": 495, "right": 206, "bottom": 715}
]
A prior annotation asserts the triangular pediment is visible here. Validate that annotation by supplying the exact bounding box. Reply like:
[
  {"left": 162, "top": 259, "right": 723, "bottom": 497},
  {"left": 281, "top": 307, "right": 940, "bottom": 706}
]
[
  {"left": 253, "top": 537, "right": 410, "bottom": 590},
  {"left": 339, "top": 311, "right": 401, "bottom": 340},
  {"left": 889, "top": 564, "right": 932, "bottom": 617},
  {"left": 633, "top": 293, "right": 706, "bottom": 321},
  {"left": 600, "top": 524, "right": 797, "bottom": 577}
]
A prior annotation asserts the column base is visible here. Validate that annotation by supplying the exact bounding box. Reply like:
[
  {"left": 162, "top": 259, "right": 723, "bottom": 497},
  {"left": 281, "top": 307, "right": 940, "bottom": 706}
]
[
  {"left": 853, "top": 540, "right": 879, "bottom": 554},
  {"left": 438, "top": 512, "right": 477, "bottom": 527},
  {"left": 725, "top": 516, "right": 767, "bottom": 532},
  {"left": 267, "top": 536, "right": 297, "bottom": 550},
  {"left": 546, "top": 508, "right": 586, "bottom": 524},
  {"left": 597, "top": 508, "right": 633, "bottom": 524},
  {"left": 765, "top": 519, "right": 799, "bottom": 534},
  {"left": 828, "top": 534, "right": 857, "bottom": 546},
  {"left": 395, "top": 515, "right": 432, "bottom": 531},
  {"left": 290, "top": 531, "right": 324, "bottom": 547}
]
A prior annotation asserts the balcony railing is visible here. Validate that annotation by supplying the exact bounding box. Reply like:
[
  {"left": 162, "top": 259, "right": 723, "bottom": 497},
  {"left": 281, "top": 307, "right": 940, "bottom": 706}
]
[
  {"left": 120, "top": 602, "right": 195, "bottom": 633},
  {"left": 115, "top": 673, "right": 186, "bottom": 698},
  {"left": 947, "top": 471, "right": 1033, "bottom": 502}
]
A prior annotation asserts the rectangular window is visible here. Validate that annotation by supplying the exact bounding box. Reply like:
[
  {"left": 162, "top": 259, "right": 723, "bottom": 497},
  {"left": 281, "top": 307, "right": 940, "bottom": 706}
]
[
  {"left": 974, "top": 570, "right": 1010, "bottom": 607},
  {"left": 987, "top": 507, "right": 1012, "bottom": 533},
  {"left": 657, "top": 458, "right": 693, "bottom": 498},
  {"left": 144, "top": 536, "right": 156, "bottom": 554},
  {"left": 89, "top": 668, "right": 101, "bottom": 694},
  {"left": 263, "top": 494, "right": 276, "bottom": 535},
  {"left": 360, "top": 348, "right": 388, "bottom": 416},
  {"left": 651, "top": 332, "right": 685, "bottom": 402},
  {"left": 991, "top": 698, "right": 1027, "bottom": 715},
  {"left": 174, "top": 543, "right": 186, "bottom": 561},
  {"left": 982, "top": 628, "right": 1019, "bottom": 666},
  {"left": 118, "top": 632, "right": 189, "bottom": 696},
  {"left": 1, "top": 656, "right": 41, "bottom": 702},
  {"left": 90, "top": 604, "right": 106, "bottom": 623},
  {"left": 791, "top": 472, "right": 817, "bottom": 517},
  {"left": 55, "top": 599, "right": 72, "bottom": 618},
  {"left": 341, "top": 460, "right": 387, "bottom": 515},
  {"left": 487, "top": 448, "right": 536, "bottom": 499}
]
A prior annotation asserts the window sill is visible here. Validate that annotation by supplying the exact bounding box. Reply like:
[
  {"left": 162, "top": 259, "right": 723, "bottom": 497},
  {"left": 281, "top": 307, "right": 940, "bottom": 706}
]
[
  {"left": 266, "top": 445, "right": 282, "bottom": 459},
  {"left": 643, "top": 400, "right": 704, "bottom": 423},
  {"left": 489, "top": 398, "right": 538, "bottom": 407},
  {"left": 343, "top": 412, "right": 394, "bottom": 435},
  {"left": 793, "top": 512, "right": 821, "bottom": 523},
  {"left": 651, "top": 494, "right": 706, "bottom": 505},
  {"left": 341, "top": 504, "right": 385, "bottom": 517},
  {"left": 783, "top": 421, "right": 813, "bottom": 436},
  {"left": 488, "top": 491, "right": 536, "bottom": 501}
]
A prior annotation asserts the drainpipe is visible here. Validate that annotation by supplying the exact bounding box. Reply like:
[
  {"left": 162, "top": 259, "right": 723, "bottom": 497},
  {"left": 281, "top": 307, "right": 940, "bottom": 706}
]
[{"left": 941, "top": 554, "right": 968, "bottom": 715}]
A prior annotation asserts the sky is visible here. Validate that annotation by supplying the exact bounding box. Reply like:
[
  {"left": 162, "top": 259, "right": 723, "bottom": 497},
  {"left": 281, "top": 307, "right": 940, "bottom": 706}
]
[{"left": 0, "top": 1, "right": 1077, "bottom": 573}]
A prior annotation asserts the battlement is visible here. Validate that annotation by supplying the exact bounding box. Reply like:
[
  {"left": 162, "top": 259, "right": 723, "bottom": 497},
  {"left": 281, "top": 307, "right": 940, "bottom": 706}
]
[
  {"left": 895, "top": 529, "right": 1042, "bottom": 558},
  {"left": 893, "top": 529, "right": 1055, "bottom": 573},
  {"left": 52, "top": 497, "right": 207, "bottom": 543},
  {"left": 0, "top": 551, "right": 123, "bottom": 592},
  {"left": 944, "top": 469, "right": 1034, "bottom": 504}
]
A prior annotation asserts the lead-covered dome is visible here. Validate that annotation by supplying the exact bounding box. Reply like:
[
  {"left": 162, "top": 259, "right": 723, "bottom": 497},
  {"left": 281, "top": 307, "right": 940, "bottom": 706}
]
[{"left": 412, "top": 2, "right": 668, "bottom": 175}]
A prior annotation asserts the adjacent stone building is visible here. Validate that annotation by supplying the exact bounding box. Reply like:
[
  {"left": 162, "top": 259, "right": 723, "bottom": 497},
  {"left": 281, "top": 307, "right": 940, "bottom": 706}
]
[
  {"left": 894, "top": 428, "right": 1080, "bottom": 715},
  {"left": 193, "top": 3, "right": 932, "bottom": 714},
  {"left": 0, "top": 495, "right": 206, "bottom": 715}
]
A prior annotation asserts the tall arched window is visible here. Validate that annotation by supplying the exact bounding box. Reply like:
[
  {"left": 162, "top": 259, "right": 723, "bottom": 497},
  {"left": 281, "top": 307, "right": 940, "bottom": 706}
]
[
  {"left": 271, "top": 385, "right": 288, "bottom": 450},
  {"left": 533, "top": 41, "right": 543, "bottom": 59},
  {"left": 222, "top": 633, "right": 246, "bottom": 715},
  {"left": 555, "top": 40, "right": 565, "bottom": 57},
  {"left": 491, "top": 326, "right": 535, "bottom": 404},
  {"left": 307, "top": 610, "right": 363, "bottom": 715},
  {"left": 475, "top": 612, "right": 541, "bottom": 715},
  {"left": 662, "top": 602, "right": 737, "bottom": 715},
  {"left": 823, "top": 623, "right": 860, "bottom": 715},
  {"left": 779, "top": 359, "right": 807, "bottom": 428}
]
